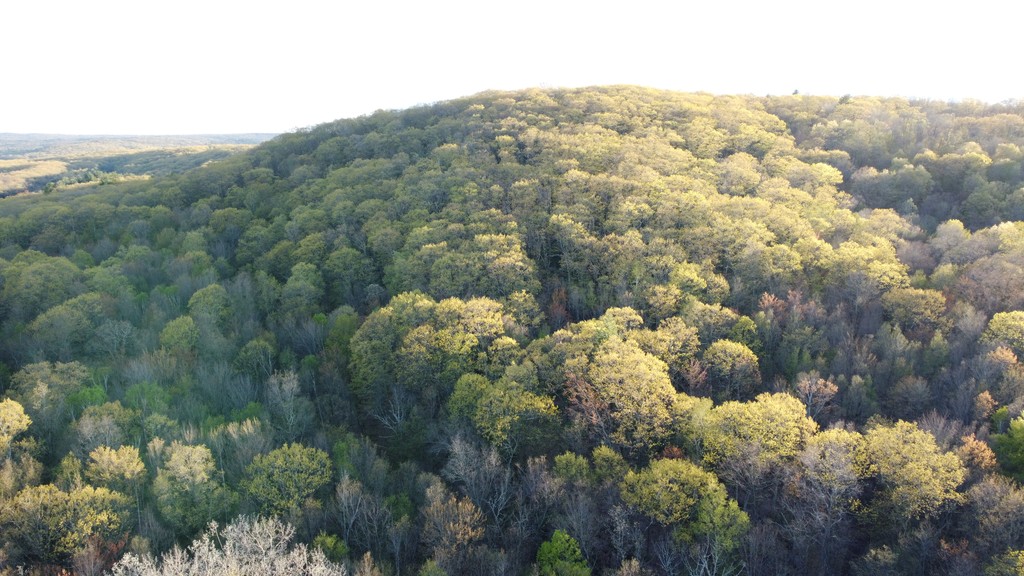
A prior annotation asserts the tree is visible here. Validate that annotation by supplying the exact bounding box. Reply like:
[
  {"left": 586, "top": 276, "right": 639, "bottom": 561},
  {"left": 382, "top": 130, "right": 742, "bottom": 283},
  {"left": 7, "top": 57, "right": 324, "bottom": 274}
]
[
  {"left": 108, "top": 515, "right": 347, "bottom": 576},
  {"left": 630, "top": 317, "right": 700, "bottom": 389},
  {"left": 243, "top": 443, "right": 332, "bottom": 517},
  {"left": 280, "top": 262, "right": 325, "bottom": 321},
  {"left": 966, "top": 475, "right": 1024, "bottom": 560},
  {"left": 159, "top": 315, "right": 199, "bottom": 358},
  {"left": 94, "top": 319, "right": 138, "bottom": 361},
  {"left": 855, "top": 420, "right": 966, "bottom": 530},
  {"left": 793, "top": 371, "right": 838, "bottom": 423},
  {"left": 991, "top": 416, "right": 1024, "bottom": 481},
  {"left": 1, "top": 252, "right": 84, "bottom": 324},
  {"left": 785, "top": 428, "right": 862, "bottom": 573},
  {"left": 699, "top": 392, "right": 818, "bottom": 509},
  {"left": 421, "top": 481, "right": 485, "bottom": 575},
  {"left": 10, "top": 360, "right": 90, "bottom": 452},
  {"left": 152, "top": 442, "right": 236, "bottom": 537},
  {"left": 700, "top": 392, "right": 818, "bottom": 469},
  {"left": 264, "top": 371, "right": 315, "bottom": 442},
  {"left": 986, "top": 551, "right": 1024, "bottom": 576},
  {"left": 880, "top": 287, "right": 949, "bottom": 341},
  {"left": 586, "top": 336, "right": 683, "bottom": 454},
  {"left": 85, "top": 445, "right": 145, "bottom": 495},
  {"left": 235, "top": 337, "right": 276, "bottom": 381},
  {"left": 985, "top": 311, "right": 1024, "bottom": 357},
  {"left": 703, "top": 340, "right": 762, "bottom": 401},
  {"left": 27, "top": 292, "right": 107, "bottom": 361},
  {"left": 448, "top": 373, "right": 557, "bottom": 456},
  {"left": 73, "top": 400, "right": 137, "bottom": 458},
  {"left": 442, "top": 435, "right": 514, "bottom": 527},
  {"left": 0, "top": 397, "right": 31, "bottom": 459},
  {"left": 537, "top": 530, "right": 591, "bottom": 576},
  {"left": 620, "top": 458, "right": 748, "bottom": 575},
  {"left": 187, "top": 283, "right": 231, "bottom": 327},
  {"left": 1, "top": 483, "right": 131, "bottom": 566},
  {"left": 348, "top": 292, "right": 435, "bottom": 414}
]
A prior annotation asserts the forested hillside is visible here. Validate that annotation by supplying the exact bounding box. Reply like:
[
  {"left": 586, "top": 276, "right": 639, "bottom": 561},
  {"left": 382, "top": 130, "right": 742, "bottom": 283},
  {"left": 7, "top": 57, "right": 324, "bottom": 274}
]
[{"left": 4, "top": 86, "right": 1024, "bottom": 575}]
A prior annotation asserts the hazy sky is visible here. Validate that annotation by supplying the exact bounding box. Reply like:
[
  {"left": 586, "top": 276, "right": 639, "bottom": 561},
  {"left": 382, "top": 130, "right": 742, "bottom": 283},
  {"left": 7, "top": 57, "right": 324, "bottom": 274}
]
[{"left": 3, "top": 0, "right": 1020, "bottom": 135}]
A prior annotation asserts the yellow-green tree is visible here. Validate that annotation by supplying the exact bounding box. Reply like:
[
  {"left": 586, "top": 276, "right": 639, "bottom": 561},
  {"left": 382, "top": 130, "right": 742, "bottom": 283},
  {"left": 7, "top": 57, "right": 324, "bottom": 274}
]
[
  {"left": 152, "top": 442, "right": 236, "bottom": 537},
  {"left": 10, "top": 361, "right": 90, "bottom": 452},
  {"left": 0, "top": 483, "right": 130, "bottom": 566},
  {"left": 620, "top": 458, "right": 748, "bottom": 574},
  {"left": 0, "top": 397, "right": 31, "bottom": 459},
  {"left": 699, "top": 392, "right": 818, "bottom": 507},
  {"left": 703, "top": 339, "right": 762, "bottom": 401},
  {"left": 85, "top": 445, "right": 145, "bottom": 495},
  {"left": 985, "top": 311, "right": 1024, "bottom": 357},
  {"left": 448, "top": 373, "right": 557, "bottom": 456},
  {"left": 243, "top": 443, "right": 332, "bottom": 517},
  {"left": 855, "top": 420, "right": 965, "bottom": 532}
]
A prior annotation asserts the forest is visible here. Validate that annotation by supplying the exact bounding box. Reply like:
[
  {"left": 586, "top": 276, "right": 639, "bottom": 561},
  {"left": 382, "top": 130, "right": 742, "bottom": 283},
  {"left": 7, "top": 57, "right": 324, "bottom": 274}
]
[{"left": 3, "top": 86, "right": 1024, "bottom": 575}]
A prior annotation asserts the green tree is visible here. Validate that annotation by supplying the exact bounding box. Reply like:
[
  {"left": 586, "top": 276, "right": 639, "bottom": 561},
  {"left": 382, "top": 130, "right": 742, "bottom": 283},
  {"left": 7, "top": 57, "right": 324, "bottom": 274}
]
[
  {"left": 159, "top": 315, "right": 199, "bottom": 357},
  {"left": 701, "top": 392, "right": 818, "bottom": 465},
  {"left": 449, "top": 373, "right": 557, "bottom": 456},
  {"left": 235, "top": 337, "right": 276, "bottom": 381},
  {"left": 587, "top": 336, "right": 681, "bottom": 454},
  {"left": 187, "top": 283, "right": 231, "bottom": 327},
  {"left": 536, "top": 529, "right": 591, "bottom": 576},
  {"left": 699, "top": 392, "right": 818, "bottom": 508},
  {"left": 991, "top": 416, "right": 1024, "bottom": 481},
  {"left": 243, "top": 443, "right": 332, "bottom": 517},
  {"left": 348, "top": 292, "right": 437, "bottom": 413},
  {"left": 280, "top": 262, "right": 325, "bottom": 320},
  {"left": 987, "top": 550, "right": 1024, "bottom": 576},
  {"left": 1, "top": 252, "right": 84, "bottom": 324},
  {"left": 27, "top": 292, "right": 107, "bottom": 361},
  {"left": 880, "top": 287, "right": 948, "bottom": 341}
]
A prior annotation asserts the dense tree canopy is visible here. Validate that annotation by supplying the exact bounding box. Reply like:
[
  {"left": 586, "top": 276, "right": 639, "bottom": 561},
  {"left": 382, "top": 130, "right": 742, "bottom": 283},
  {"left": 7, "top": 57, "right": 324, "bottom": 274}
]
[{"left": 4, "top": 86, "right": 1024, "bottom": 574}]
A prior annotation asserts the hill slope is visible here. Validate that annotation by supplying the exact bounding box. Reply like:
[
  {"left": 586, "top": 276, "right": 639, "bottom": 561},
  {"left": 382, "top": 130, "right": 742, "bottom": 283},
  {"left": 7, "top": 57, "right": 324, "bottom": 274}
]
[{"left": 2, "top": 86, "right": 1024, "bottom": 574}]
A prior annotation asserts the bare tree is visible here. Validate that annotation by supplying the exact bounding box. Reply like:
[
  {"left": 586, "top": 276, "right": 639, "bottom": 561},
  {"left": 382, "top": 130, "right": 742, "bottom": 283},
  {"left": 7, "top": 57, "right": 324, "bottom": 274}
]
[
  {"left": 108, "top": 516, "right": 347, "bottom": 575},
  {"left": 783, "top": 429, "right": 861, "bottom": 574},
  {"left": 265, "top": 371, "right": 314, "bottom": 442},
  {"left": 333, "top": 475, "right": 369, "bottom": 545},
  {"left": 794, "top": 371, "right": 838, "bottom": 423},
  {"left": 421, "top": 481, "right": 485, "bottom": 575},
  {"left": 442, "top": 435, "right": 514, "bottom": 529}
]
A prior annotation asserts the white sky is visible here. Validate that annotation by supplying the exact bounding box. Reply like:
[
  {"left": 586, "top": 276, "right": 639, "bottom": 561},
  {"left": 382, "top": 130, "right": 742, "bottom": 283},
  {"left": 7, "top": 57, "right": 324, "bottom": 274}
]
[{"left": 2, "top": 0, "right": 1021, "bottom": 135}]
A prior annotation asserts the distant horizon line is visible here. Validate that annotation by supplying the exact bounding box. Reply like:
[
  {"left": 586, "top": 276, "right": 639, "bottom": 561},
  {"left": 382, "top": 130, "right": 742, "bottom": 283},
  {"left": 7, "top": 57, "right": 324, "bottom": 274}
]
[{"left": 0, "top": 132, "right": 281, "bottom": 138}]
